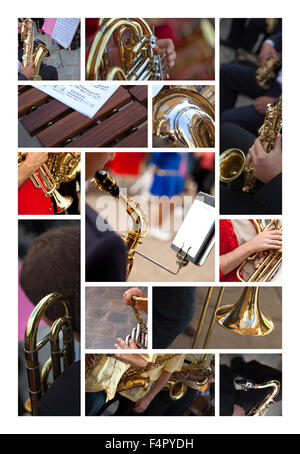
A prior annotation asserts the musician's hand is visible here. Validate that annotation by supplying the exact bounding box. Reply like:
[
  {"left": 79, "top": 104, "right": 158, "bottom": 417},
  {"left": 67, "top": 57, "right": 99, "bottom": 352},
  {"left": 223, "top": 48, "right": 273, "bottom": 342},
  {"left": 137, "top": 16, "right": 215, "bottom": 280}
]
[
  {"left": 23, "top": 152, "right": 49, "bottom": 173},
  {"left": 86, "top": 354, "right": 97, "bottom": 369},
  {"left": 155, "top": 39, "right": 176, "bottom": 69},
  {"left": 115, "top": 337, "right": 139, "bottom": 351},
  {"left": 232, "top": 404, "right": 246, "bottom": 416},
  {"left": 19, "top": 62, "right": 35, "bottom": 80},
  {"left": 248, "top": 228, "right": 282, "bottom": 253},
  {"left": 253, "top": 255, "right": 265, "bottom": 270},
  {"left": 123, "top": 288, "right": 147, "bottom": 313},
  {"left": 258, "top": 42, "right": 279, "bottom": 64},
  {"left": 132, "top": 396, "right": 151, "bottom": 414},
  {"left": 249, "top": 136, "right": 282, "bottom": 183},
  {"left": 254, "top": 96, "right": 276, "bottom": 115}
]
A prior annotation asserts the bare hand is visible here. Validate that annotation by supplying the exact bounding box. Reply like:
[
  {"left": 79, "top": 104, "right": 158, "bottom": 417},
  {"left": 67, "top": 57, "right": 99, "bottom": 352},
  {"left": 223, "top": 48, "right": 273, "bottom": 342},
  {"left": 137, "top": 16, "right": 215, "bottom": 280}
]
[
  {"left": 258, "top": 42, "right": 279, "bottom": 64},
  {"left": 232, "top": 404, "right": 246, "bottom": 416},
  {"left": 133, "top": 396, "right": 151, "bottom": 413},
  {"left": 123, "top": 288, "right": 147, "bottom": 313},
  {"left": 115, "top": 337, "right": 139, "bottom": 353},
  {"left": 20, "top": 62, "right": 35, "bottom": 80},
  {"left": 155, "top": 38, "right": 176, "bottom": 69},
  {"left": 23, "top": 152, "right": 49, "bottom": 173},
  {"left": 254, "top": 96, "right": 276, "bottom": 115},
  {"left": 86, "top": 354, "right": 97, "bottom": 369},
  {"left": 248, "top": 228, "right": 282, "bottom": 253},
  {"left": 249, "top": 136, "right": 282, "bottom": 183}
]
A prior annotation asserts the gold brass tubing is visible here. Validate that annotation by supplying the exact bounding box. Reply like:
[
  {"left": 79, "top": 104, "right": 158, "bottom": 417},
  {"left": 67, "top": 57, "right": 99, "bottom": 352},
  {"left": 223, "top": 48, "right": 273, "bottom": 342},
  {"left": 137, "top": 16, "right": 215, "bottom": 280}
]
[
  {"left": 202, "top": 287, "right": 225, "bottom": 349},
  {"left": 192, "top": 287, "right": 214, "bottom": 349}
]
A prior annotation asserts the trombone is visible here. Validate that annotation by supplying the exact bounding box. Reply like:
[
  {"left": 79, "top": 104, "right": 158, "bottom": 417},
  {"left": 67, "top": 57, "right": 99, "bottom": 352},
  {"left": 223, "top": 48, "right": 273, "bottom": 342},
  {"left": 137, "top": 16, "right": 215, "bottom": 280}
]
[
  {"left": 192, "top": 287, "right": 275, "bottom": 349},
  {"left": 24, "top": 292, "right": 75, "bottom": 415}
]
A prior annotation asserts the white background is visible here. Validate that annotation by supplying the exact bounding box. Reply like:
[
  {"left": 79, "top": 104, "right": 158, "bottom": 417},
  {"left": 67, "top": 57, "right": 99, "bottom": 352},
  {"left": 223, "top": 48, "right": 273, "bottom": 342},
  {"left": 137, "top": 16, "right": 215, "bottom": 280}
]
[{"left": 1, "top": 0, "right": 299, "bottom": 435}]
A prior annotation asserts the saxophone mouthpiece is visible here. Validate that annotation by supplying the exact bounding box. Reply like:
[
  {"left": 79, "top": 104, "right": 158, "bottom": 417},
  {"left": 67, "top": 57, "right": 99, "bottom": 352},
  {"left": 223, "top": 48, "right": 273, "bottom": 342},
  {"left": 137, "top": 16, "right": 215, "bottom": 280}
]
[
  {"left": 94, "top": 170, "right": 120, "bottom": 197},
  {"left": 234, "top": 378, "right": 257, "bottom": 390}
]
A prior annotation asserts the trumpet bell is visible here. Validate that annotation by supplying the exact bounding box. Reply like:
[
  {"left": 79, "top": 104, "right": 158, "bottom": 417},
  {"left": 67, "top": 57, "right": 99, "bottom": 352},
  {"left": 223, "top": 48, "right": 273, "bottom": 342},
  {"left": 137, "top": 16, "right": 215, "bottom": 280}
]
[
  {"left": 152, "top": 88, "right": 215, "bottom": 148},
  {"left": 214, "top": 287, "right": 274, "bottom": 336}
]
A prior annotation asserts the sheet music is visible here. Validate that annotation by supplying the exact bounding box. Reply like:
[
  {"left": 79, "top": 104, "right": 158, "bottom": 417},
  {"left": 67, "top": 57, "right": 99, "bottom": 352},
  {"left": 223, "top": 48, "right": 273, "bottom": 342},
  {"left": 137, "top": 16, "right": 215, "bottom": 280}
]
[
  {"left": 51, "top": 18, "right": 80, "bottom": 48},
  {"left": 172, "top": 199, "right": 215, "bottom": 261},
  {"left": 37, "top": 85, "right": 119, "bottom": 118}
]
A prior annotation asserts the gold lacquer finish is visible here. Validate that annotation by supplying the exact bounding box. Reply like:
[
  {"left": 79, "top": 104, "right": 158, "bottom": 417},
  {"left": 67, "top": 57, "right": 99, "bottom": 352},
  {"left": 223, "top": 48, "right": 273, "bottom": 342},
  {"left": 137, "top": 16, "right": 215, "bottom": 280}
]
[
  {"left": 86, "top": 18, "right": 168, "bottom": 80},
  {"left": 237, "top": 219, "right": 282, "bottom": 282},
  {"left": 24, "top": 292, "right": 75, "bottom": 416},
  {"left": 214, "top": 287, "right": 274, "bottom": 336},
  {"left": 219, "top": 97, "right": 282, "bottom": 192},
  {"left": 91, "top": 170, "right": 148, "bottom": 278},
  {"left": 153, "top": 88, "right": 215, "bottom": 148},
  {"left": 192, "top": 287, "right": 275, "bottom": 349},
  {"left": 18, "top": 152, "right": 81, "bottom": 213},
  {"left": 255, "top": 57, "right": 281, "bottom": 90},
  {"left": 21, "top": 18, "right": 50, "bottom": 80},
  {"left": 235, "top": 378, "right": 280, "bottom": 416}
]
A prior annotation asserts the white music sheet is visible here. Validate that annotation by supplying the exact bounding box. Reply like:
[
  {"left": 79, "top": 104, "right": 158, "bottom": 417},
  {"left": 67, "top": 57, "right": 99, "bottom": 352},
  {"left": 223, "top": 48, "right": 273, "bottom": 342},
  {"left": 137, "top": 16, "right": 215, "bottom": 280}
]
[
  {"left": 172, "top": 198, "right": 215, "bottom": 261},
  {"left": 51, "top": 18, "right": 80, "bottom": 48},
  {"left": 36, "top": 85, "right": 119, "bottom": 118}
]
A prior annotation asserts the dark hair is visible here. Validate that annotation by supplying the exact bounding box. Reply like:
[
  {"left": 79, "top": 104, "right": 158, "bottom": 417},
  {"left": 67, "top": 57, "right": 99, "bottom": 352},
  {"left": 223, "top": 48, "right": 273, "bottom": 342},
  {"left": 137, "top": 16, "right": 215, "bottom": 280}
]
[{"left": 20, "top": 226, "right": 80, "bottom": 335}]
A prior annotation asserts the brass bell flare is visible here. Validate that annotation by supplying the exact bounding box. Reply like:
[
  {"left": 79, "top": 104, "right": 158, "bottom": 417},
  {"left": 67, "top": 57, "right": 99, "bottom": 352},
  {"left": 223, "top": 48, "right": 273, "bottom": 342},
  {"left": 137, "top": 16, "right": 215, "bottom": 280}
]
[
  {"left": 51, "top": 191, "right": 73, "bottom": 213},
  {"left": 214, "top": 287, "right": 274, "bottom": 336},
  {"left": 152, "top": 88, "right": 215, "bottom": 148}
]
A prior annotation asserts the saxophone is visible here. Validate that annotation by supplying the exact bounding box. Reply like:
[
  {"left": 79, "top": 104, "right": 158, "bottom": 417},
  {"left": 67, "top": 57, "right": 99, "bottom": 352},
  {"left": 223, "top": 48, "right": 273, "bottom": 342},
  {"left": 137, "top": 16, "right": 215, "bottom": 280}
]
[
  {"left": 255, "top": 57, "right": 281, "bottom": 90},
  {"left": 125, "top": 296, "right": 148, "bottom": 349},
  {"left": 18, "top": 152, "right": 81, "bottom": 213},
  {"left": 220, "top": 97, "right": 282, "bottom": 192},
  {"left": 242, "top": 96, "right": 282, "bottom": 192},
  {"left": 91, "top": 170, "right": 148, "bottom": 278},
  {"left": 20, "top": 18, "right": 50, "bottom": 80},
  {"left": 235, "top": 378, "right": 280, "bottom": 416}
]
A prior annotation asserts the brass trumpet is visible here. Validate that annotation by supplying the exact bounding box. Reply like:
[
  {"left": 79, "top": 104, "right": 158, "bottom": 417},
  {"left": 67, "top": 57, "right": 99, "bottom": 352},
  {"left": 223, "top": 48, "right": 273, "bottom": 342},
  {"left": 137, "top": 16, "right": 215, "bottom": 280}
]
[
  {"left": 86, "top": 18, "right": 168, "bottom": 80},
  {"left": 153, "top": 87, "right": 215, "bottom": 148},
  {"left": 24, "top": 292, "right": 75, "bottom": 415},
  {"left": 220, "top": 97, "right": 282, "bottom": 192},
  {"left": 192, "top": 287, "right": 274, "bottom": 349},
  {"left": 18, "top": 152, "right": 81, "bottom": 213},
  {"left": 235, "top": 378, "right": 280, "bottom": 416},
  {"left": 20, "top": 18, "right": 50, "bottom": 80},
  {"left": 236, "top": 220, "right": 282, "bottom": 282}
]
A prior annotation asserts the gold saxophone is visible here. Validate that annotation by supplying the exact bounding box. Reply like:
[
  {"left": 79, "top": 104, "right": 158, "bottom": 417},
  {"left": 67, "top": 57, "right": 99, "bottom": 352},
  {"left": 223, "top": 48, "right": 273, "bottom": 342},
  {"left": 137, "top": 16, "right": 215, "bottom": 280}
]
[
  {"left": 236, "top": 219, "right": 282, "bottom": 282},
  {"left": 220, "top": 96, "right": 282, "bottom": 192},
  {"left": 86, "top": 18, "right": 168, "bottom": 80},
  {"left": 255, "top": 57, "right": 281, "bottom": 90},
  {"left": 86, "top": 354, "right": 214, "bottom": 402},
  {"left": 235, "top": 378, "right": 280, "bottom": 416},
  {"left": 125, "top": 296, "right": 148, "bottom": 348},
  {"left": 20, "top": 18, "right": 50, "bottom": 80},
  {"left": 18, "top": 152, "right": 81, "bottom": 213}
]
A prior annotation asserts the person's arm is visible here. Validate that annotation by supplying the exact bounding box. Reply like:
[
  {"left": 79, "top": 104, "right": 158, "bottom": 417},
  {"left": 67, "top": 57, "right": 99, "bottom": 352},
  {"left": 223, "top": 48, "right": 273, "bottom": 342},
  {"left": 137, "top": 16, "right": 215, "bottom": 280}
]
[
  {"left": 123, "top": 287, "right": 147, "bottom": 313},
  {"left": 220, "top": 229, "right": 282, "bottom": 276},
  {"left": 18, "top": 152, "right": 49, "bottom": 188},
  {"left": 19, "top": 62, "right": 35, "bottom": 80},
  {"left": 132, "top": 369, "right": 172, "bottom": 413},
  {"left": 115, "top": 339, "right": 148, "bottom": 368}
]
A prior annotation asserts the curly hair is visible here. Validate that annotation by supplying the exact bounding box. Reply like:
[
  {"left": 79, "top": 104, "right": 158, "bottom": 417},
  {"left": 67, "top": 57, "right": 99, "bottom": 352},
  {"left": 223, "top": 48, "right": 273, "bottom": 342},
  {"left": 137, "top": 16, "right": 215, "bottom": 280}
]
[{"left": 20, "top": 226, "right": 80, "bottom": 335}]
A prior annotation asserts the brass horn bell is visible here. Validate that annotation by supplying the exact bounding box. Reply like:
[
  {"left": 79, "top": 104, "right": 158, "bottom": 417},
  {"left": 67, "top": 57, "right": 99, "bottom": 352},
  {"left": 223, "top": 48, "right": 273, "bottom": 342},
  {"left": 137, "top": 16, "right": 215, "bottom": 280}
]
[
  {"left": 214, "top": 287, "right": 274, "bottom": 336},
  {"left": 152, "top": 88, "right": 215, "bottom": 148}
]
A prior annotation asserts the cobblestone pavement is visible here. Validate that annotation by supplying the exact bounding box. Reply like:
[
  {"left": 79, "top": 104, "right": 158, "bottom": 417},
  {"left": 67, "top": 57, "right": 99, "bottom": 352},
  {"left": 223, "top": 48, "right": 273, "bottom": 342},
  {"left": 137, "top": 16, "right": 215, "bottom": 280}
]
[
  {"left": 85, "top": 286, "right": 148, "bottom": 349},
  {"left": 33, "top": 22, "right": 80, "bottom": 80}
]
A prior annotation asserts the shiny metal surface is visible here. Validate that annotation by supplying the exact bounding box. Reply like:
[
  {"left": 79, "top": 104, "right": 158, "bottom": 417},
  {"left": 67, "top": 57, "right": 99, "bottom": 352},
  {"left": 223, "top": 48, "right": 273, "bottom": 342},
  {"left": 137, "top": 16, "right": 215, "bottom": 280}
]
[{"left": 153, "top": 88, "right": 215, "bottom": 148}]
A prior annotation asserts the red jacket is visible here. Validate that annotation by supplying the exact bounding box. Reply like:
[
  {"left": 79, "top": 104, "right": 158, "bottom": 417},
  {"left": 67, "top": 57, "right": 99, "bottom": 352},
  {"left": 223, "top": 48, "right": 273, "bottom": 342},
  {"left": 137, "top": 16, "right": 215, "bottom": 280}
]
[
  {"left": 18, "top": 179, "right": 54, "bottom": 215},
  {"left": 219, "top": 219, "right": 239, "bottom": 282}
]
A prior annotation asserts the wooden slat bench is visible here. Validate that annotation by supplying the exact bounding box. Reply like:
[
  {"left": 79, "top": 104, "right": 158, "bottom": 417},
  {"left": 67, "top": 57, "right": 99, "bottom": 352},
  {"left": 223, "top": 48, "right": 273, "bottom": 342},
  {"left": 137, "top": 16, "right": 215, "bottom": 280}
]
[{"left": 18, "top": 85, "right": 148, "bottom": 148}]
